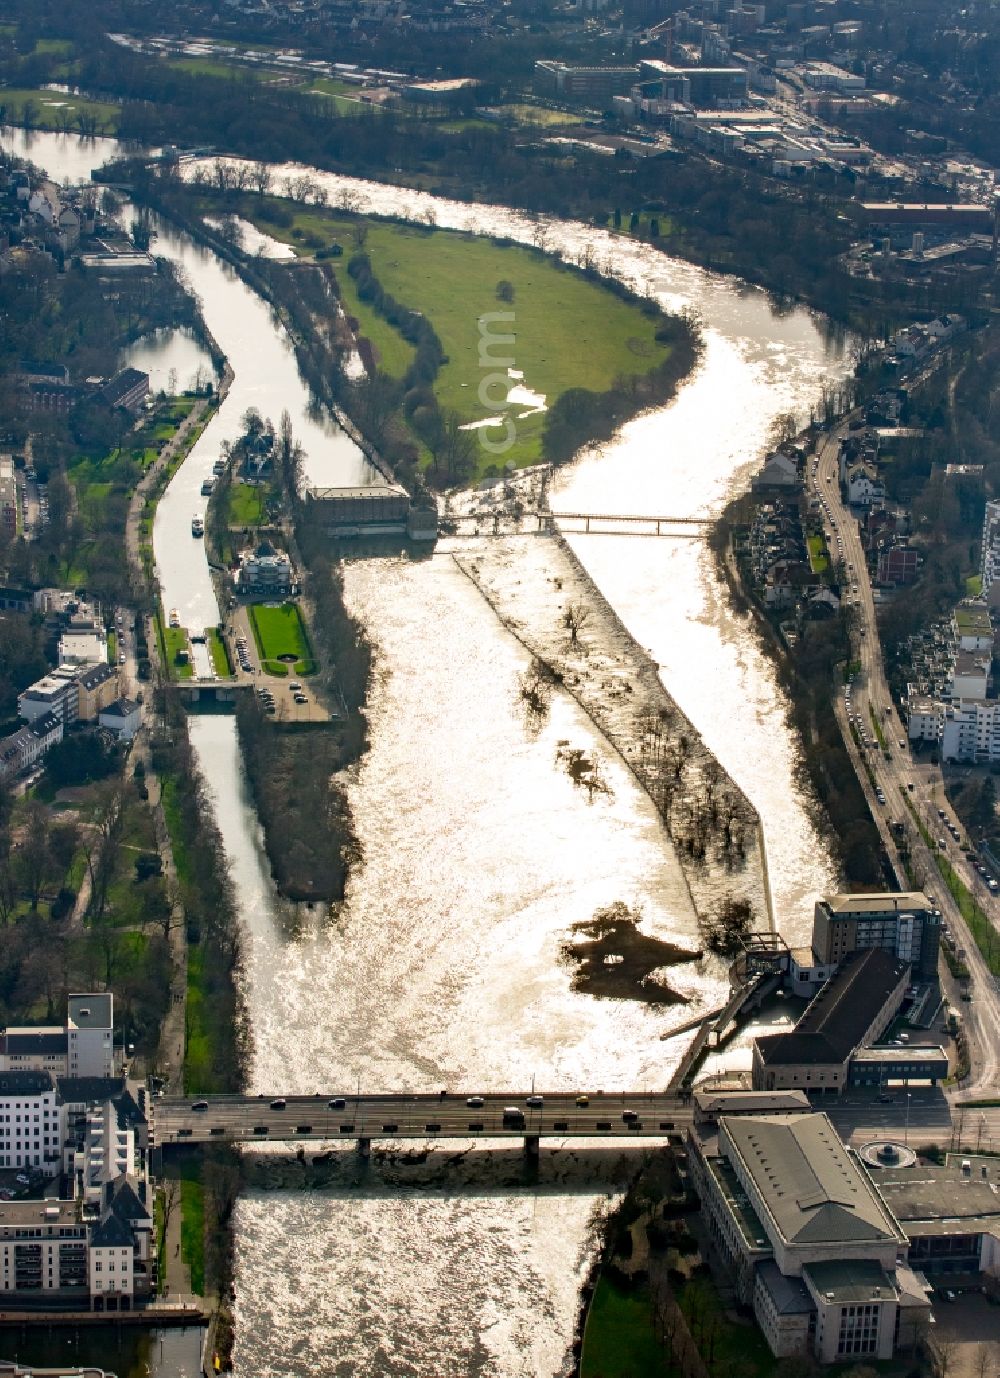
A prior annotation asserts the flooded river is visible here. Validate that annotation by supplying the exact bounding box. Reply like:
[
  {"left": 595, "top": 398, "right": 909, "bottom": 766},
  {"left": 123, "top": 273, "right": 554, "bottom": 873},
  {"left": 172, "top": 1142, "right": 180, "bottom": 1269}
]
[{"left": 4, "top": 128, "right": 845, "bottom": 1376}]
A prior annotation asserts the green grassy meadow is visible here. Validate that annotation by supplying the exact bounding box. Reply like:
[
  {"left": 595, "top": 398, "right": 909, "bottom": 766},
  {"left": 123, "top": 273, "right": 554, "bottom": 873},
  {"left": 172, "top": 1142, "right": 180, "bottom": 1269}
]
[
  {"left": 0, "top": 86, "right": 121, "bottom": 132},
  {"left": 247, "top": 204, "right": 674, "bottom": 466},
  {"left": 249, "top": 602, "right": 314, "bottom": 675}
]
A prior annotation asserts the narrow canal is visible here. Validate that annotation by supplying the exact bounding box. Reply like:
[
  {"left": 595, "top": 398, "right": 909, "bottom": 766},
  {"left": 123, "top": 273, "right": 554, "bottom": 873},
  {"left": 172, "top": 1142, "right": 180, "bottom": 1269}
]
[{"left": 4, "top": 129, "right": 846, "bottom": 1376}]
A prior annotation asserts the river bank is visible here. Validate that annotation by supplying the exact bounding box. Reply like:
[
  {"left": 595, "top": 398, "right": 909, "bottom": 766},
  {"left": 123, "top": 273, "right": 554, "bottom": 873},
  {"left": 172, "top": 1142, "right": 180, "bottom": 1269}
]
[{"left": 710, "top": 476, "right": 883, "bottom": 889}]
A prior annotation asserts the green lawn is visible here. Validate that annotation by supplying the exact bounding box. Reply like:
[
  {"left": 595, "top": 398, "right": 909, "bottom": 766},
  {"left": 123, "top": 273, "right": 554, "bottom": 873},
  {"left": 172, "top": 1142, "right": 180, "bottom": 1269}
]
[
  {"left": 807, "top": 533, "right": 829, "bottom": 575},
  {"left": 581, "top": 1276, "right": 665, "bottom": 1378},
  {"left": 499, "top": 102, "right": 580, "bottom": 128},
  {"left": 0, "top": 86, "right": 121, "bottom": 132},
  {"left": 967, "top": 574, "right": 984, "bottom": 597},
  {"left": 179, "top": 1170, "right": 205, "bottom": 1295},
  {"left": 163, "top": 624, "right": 193, "bottom": 679},
  {"left": 249, "top": 601, "right": 308, "bottom": 659},
  {"left": 228, "top": 482, "right": 266, "bottom": 527},
  {"left": 206, "top": 628, "right": 232, "bottom": 677},
  {"left": 246, "top": 203, "right": 674, "bottom": 468}
]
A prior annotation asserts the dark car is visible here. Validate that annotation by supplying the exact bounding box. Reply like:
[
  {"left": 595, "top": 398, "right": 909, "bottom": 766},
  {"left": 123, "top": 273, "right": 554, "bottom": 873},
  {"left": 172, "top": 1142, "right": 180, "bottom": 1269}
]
[
  {"left": 191, "top": 1100, "right": 209, "bottom": 1111},
  {"left": 329, "top": 1098, "right": 346, "bottom": 1110},
  {"left": 270, "top": 1098, "right": 287, "bottom": 1110}
]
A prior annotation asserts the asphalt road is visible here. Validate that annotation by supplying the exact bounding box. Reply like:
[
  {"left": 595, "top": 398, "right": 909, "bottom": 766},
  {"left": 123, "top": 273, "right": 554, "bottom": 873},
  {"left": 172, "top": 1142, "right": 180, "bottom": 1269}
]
[
  {"left": 155, "top": 1091, "right": 692, "bottom": 1144},
  {"left": 810, "top": 425, "right": 1000, "bottom": 1093}
]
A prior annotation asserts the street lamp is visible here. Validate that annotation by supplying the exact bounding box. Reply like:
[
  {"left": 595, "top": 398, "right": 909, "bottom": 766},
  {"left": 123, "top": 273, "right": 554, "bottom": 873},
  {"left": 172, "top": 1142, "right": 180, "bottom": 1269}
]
[{"left": 904, "top": 1091, "right": 911, "bottom": 1147}]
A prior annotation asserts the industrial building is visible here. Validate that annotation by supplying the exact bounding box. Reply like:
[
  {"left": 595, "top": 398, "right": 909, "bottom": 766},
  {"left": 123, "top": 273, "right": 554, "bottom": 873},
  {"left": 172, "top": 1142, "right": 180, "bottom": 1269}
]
[
  {"left": 751, "top": 948, "right": 919, "bottom": 1095},
  {"left": 306, "top": 484, "right": 438, "bottom": 540}
]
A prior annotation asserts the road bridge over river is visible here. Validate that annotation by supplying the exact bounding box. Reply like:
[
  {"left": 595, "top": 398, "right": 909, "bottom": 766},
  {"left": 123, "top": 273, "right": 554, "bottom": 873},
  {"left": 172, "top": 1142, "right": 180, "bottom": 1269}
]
[{"left": 154, "top": 1091, "right": 692, "bottom": 1156}]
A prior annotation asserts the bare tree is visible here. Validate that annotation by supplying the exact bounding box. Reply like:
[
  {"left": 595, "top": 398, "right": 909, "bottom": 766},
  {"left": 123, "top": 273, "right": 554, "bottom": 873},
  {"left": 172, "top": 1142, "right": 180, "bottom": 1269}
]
[
  {"left": 250, "top": 161, "right": 272, "bottom": 197},
  {"left": 563, "top": 602, "right": 590, "bottom": 645}
]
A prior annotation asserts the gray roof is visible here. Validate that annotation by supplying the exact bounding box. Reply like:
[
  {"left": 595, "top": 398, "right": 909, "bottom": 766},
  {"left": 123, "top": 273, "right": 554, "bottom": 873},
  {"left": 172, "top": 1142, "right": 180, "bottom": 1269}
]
[
  {"left": 876, "top": 1162, "right": 1000, "bottom": 1234},
  {"left": 3, "top": 1031, "right": 65, "bottom": 1057},
  {"left": 756, "top": 1259, "right": 814, "bottom": 1315},
  {"left": 804, "top": 1259, "right": 896, "bottom": 1305},
  {"left": 100, "top": 697, "right": 140, "bottom": 719},
  {"left": 91, "top": 1211, "right": 133, "bottom": 1250},
  {"left": 106, "top": 1173, "right": 151, "bottom": 1224},
  {"left": 68, "top": 992, "right": 113, "bottom": 1030},
  {"left": 723, "top": 1113, "right": 905, "bottom": 1249},
  {"left": 821, "top": 891, "right": 932, "bottom": 916},
  {"left": 57, "top": 1076, "right": 122, "bottom": 1106},
  {"left": 77, "top": 663, "right": 114, "bottom": 692},
  {"left": 0, "top": 1070, "right": 55, "bottom": 1095},
  {"left": 756, "top": 948, "right": 909, "bottom": 1066}
]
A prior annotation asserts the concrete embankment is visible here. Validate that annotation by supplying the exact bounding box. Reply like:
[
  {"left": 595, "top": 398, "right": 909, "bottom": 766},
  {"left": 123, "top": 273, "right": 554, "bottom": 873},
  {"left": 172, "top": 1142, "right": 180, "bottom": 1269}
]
[{"left": 452, "top": 532, "right": 770, "bottom": 932}]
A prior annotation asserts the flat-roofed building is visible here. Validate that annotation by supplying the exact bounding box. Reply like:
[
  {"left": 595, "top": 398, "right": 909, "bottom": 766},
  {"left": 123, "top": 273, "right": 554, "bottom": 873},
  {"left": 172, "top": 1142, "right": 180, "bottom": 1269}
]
[
  {"left": 812, "top": 891, "right": 939, "bottom": 980},
  {"left": 534, "top": 60, "right": 640, "bottom": 101}
]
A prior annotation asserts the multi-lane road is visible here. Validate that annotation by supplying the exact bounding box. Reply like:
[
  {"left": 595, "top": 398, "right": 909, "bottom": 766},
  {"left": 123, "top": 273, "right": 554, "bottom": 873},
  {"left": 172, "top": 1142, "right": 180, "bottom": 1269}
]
[
  {"left": 154, "top": 1091, "right": 692, "bottom": 1145},
  {"left": 811, "top": 423, "right": 1000, "bottom": 1094}
]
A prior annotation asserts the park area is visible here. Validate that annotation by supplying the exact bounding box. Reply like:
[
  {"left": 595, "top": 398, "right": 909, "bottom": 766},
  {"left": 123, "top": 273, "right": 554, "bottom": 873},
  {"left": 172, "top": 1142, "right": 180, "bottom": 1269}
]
[
  {"left": 249, "top": 602, "right": 315, "bottom": 676},
  {"left": 239, "top": 200, "right": 680, "bottom": 471}
]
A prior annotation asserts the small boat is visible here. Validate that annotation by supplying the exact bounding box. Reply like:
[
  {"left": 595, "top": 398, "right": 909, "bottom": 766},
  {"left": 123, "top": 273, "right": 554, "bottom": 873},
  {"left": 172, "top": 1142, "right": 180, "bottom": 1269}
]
[
  {"left": 212, "top": 458, "right": 226, "bottom": 475},
  {"left": 201, "top": 476, "right": 216, "bottom": 496},
  {"left": 191, "top": 513, "right": 205, "bottom": 538},
  {"left": 168, "top": 609, "right": 180, "bottom": 628}
]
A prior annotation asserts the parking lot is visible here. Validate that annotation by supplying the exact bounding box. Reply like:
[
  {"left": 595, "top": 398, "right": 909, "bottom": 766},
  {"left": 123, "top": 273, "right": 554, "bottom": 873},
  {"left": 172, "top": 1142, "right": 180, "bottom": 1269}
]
[{"left": 226, "top": 605, "right": 330, "bottom": 723}]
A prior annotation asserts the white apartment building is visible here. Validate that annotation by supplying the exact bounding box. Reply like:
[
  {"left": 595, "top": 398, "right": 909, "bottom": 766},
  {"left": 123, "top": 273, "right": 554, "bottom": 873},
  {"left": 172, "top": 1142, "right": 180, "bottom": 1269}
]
[
  {"left": 950, "top": 649, "right": 990, "bottom": 699},
  {"left": 68, "top": 993, "right": 115, "bottom": 1079},
  {"left": 17, "top": 665, "right": 81, "bottom": 725},
  {"left": 982, "top": 499, "right": 1000, "bottom": 592},
  {"left": 0, "top": 1072, "right": 63, "bottom": 1172},
  {"left": 0, "top": 993, "right": 115, "bottom": 1081},
  {"left": 939, "top": 698, "right": 1000, "bottom": 763}
]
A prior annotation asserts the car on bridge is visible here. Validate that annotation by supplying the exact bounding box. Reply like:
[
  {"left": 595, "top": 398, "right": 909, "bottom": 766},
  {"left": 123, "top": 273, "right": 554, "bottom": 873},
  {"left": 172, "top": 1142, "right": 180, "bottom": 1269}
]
[{"left": 191, "top": 1100, "right": 208, "bottom": 1111}]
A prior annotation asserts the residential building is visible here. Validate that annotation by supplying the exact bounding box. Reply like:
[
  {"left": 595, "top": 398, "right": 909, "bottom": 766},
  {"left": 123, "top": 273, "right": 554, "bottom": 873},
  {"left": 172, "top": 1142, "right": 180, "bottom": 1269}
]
[
  {"left": 938, "top": 698, "right": 1000, "bottom": 764},
  {"left": 752, "top": 451, "right": 800, "bottom": 489},
  {"left": 0, "top": 712, "right": 63, "bottom": 782},
  {"left": 954, "top": 604, "right": 993, "bottom": 652},
  {"left": 949, "top": 649, "right": 989, "bottom": 699},
  {"left": 0, "top": 1071, "right": 62, "bottom": 1172},
  {"left": 983, "top": 499, "right": 1000, "bottom": 593},
  {"left": 76, "top": 663, "right": 118, "bottom": 721},
  {"left": 94, "top": 368, "right": 149, "bottom": 416},
  {"left": 751, "top": 948, "right": 911, "bottom": 1094},
  {"left": 811, "top": 892, "right": 940, "bottom": 980},
  {"left": 58, "top": 622, "right": 108, "bottom": 666},
  {"left": 0, "top": 1071, "right": 153, "bottom": 1310},
  {"left": 0, "top": 455, "right": 16, "bottom": 537},
  {"left": 17, "top": 665, "right": 82, "bottom": 725},
  {"left": 907, "top": 697, "right": 941, "bottom": 744},
  {"left": 688, "top": 1111, "right": 929, "bottom": 1362},
  {"left": 98, "top": 698, "right": 142, "bottom": 742},
  {"left": 68, "top": 994, "right": 116, "bottom": 1079},
  {"left": 0, "top": 994, "right": 115, "bottom": 1081},
  {"left": 846, "top": 464, "right": 885, "bottom": 507}
]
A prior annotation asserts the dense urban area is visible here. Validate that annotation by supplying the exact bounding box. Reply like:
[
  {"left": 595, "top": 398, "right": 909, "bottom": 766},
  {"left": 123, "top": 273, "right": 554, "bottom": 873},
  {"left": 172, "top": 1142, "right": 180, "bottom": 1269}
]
[{"left": 5, "top": 0, "right": 1000, "bottom": 1374}]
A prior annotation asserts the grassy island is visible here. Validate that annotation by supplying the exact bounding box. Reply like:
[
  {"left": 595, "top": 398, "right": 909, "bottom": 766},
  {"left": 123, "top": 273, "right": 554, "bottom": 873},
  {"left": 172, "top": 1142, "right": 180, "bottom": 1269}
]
[{"left": 233, "top": 198, "right": 696, "bottom": 479}]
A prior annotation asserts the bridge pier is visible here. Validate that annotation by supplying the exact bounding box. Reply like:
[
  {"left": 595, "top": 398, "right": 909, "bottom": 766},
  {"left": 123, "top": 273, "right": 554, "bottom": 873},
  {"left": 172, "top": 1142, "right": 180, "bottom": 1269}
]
[
  {"left": 523, "top": 1134, "right": 540, "bottom": 1159},
  {"left": 357, "top": 1136, "right": 371, "bottom": 1159}
]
